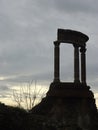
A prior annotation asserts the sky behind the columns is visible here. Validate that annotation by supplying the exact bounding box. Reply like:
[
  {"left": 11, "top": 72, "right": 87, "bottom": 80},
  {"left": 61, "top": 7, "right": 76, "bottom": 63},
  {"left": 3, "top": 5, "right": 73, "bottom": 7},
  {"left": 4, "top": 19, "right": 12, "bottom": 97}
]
[{"left": 0, "top": 0, "right": 98, "bottom": 106}]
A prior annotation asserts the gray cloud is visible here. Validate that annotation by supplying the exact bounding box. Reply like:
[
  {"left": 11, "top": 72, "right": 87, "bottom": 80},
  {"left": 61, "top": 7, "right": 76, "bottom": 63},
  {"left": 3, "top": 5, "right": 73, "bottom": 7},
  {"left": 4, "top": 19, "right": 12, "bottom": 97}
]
[
  {"left": 0, "top": 0, "right": 98, "bottom": 104},
  {"left": 54, "top": 0, "right": 98, "bottom": 14},
  {"left": 0, "top": 84, "right": 12, "bottom": 99},
  {"left": 0, "top": 85, "right": 10, "bottom": 91}
]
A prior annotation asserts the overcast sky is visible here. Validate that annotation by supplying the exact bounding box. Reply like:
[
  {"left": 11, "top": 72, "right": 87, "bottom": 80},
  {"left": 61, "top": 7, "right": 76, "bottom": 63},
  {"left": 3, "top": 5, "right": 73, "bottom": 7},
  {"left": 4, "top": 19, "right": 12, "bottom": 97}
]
[{"left": 0, "top": 0, "right": 98, "bottom": 106}]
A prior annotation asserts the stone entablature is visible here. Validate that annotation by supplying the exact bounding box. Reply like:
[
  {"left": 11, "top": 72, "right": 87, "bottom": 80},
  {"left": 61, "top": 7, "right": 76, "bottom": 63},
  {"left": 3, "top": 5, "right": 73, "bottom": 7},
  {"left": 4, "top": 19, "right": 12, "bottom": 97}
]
[{"left": 57, "top": 29, "right": 89, "bottom": 45}]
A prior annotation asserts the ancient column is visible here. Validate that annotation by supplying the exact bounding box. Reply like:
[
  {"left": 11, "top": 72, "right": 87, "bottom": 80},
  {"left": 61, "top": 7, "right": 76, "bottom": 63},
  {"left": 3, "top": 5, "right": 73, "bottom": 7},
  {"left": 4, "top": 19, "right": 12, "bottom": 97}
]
[
  {"left": 80, "top": 44, "right": 86, "bottom": 85},
  {"left": 54, "top": 41, "right": 60, "bottom": 82},
  {"left": 74, "top": 44, "right": 80, "bottom": 83}
]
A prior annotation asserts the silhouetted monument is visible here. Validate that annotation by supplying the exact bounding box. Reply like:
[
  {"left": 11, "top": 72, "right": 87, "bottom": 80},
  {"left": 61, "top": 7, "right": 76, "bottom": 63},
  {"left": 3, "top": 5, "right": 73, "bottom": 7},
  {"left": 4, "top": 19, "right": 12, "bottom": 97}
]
[
  {"left": 54, "top": 29, "right": 88, "bottom": 84},
  {"left": 31, "top": 29, "right": 98, "bottom": 130},
  {"left": 47, "top": 29, "right": 94, "bottom": 99}
]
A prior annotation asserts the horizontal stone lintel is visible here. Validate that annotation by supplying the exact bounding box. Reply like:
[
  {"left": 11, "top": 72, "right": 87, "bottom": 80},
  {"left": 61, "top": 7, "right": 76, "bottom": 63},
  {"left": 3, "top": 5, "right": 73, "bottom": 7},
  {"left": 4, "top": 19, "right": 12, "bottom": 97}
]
[{"left": 57, "top": 29, "right": 89, "bottom": 44}]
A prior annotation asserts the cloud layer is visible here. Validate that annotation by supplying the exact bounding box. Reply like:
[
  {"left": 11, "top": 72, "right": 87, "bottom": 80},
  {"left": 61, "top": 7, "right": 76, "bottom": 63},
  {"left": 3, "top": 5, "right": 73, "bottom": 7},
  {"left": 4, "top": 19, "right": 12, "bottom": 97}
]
[{"left": 0, "top": 0, "right": 98, "bottom": 105}]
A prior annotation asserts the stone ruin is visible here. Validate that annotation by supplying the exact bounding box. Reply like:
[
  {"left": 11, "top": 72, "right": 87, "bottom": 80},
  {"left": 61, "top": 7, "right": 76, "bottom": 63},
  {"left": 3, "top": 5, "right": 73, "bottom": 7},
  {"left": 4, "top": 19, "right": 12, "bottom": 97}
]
[{"left": 31, "top": 29, "right": 98, "bottom": 130}]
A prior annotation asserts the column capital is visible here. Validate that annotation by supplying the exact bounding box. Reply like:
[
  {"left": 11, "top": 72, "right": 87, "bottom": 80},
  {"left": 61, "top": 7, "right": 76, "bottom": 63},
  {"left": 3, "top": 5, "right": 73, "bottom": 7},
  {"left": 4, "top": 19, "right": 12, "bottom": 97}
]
[
  {"left": 54, "top": 41, "right": 60, "bottom": 46},
  {"left": 73, "top": 43, "right": 80, "bottom": 48},
  {"left": 80, "top": 46, "right": 86, "bottom": 53}
]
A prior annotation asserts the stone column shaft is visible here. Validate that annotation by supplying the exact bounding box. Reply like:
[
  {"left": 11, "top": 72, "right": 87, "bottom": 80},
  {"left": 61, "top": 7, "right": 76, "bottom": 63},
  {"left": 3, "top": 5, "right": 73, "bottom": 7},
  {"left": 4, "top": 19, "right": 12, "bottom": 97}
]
[
  {"left": 80, "top": 45, "right": 86, "bottom": 84},
  {"left": 54, "top": 41, "right": 60, "bottom": 82},
  {"left": 74, "top": 45, "right": 80, "bottom": 83}
]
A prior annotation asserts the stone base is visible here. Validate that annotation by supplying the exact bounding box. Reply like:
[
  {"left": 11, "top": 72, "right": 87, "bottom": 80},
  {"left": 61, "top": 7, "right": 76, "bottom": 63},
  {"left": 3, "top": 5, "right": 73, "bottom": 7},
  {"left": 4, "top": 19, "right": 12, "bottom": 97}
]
[
  {"left": 47, "top": 82, "right": 94, "bottom": 98},
  {"left": 31, "top": 82, "right": 98, "bottom": 130}
]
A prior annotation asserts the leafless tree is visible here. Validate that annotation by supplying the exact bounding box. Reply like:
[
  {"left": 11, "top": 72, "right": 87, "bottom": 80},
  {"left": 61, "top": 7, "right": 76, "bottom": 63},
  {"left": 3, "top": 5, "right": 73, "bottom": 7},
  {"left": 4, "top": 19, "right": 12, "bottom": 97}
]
[{"left": 12, "top": 80, "right": 46, "bottom": 110}]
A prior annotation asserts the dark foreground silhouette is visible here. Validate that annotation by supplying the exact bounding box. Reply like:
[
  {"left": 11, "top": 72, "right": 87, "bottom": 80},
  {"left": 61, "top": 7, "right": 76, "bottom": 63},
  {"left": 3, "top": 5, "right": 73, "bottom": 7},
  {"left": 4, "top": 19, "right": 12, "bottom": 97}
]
[
  {"left": 0, "top": 102, "right": 27, "bottom": 130},
  {"left": 0, "top": 101, "right": 98, "bottom": 130}
]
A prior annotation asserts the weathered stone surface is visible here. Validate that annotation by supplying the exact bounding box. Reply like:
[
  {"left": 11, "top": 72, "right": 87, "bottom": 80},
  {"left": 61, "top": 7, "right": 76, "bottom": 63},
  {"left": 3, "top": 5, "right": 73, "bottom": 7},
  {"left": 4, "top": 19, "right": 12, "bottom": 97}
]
[{"left": 31, "top": 91, "right": 98, "bottom": 130}]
